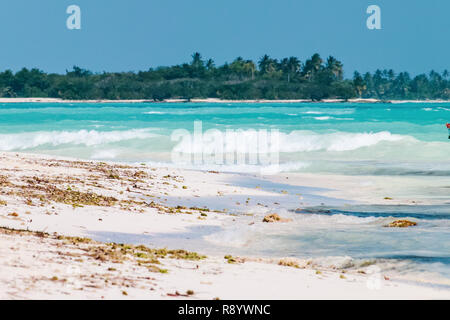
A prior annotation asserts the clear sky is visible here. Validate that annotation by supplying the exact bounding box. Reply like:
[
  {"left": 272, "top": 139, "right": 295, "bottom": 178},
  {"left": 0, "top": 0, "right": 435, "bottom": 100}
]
[{"left": 0, "top": 0, "right": 448, "bottom": 77}]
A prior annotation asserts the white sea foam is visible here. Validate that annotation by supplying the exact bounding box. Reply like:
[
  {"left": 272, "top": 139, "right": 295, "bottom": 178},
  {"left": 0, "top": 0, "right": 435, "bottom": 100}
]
[
  {"left": 278, "top": 130, "right": 413, "bottom": 152},
  {"left": 301, "top": 108, "right": 355, "bottom": 115},
  {"left": 172, "top": 129, "right": 414, "bottom": 154},
  {"left": 314, "top": 116, "right": 331, "bottom": 120},
  {"left": 0, "top": 129, "right": 159, "bottom": 150},
  {"left": 303, "top": 111, "right": 324, "bottom": 114},
  {"left": 311, "top": 116, "right": 354, "bottom": 121},
  {"left": 310, "top": 115, "right": 356, "bottom": 122}
]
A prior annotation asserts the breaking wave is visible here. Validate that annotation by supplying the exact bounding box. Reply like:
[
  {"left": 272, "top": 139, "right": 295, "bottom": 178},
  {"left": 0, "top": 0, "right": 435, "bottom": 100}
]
[
  {"left": 278, "top": 131, "right": 413, "bottom": 152},
  {"left": 173, "top": 130, "right": 415, "bottom": 154},
  {"left": 0, "top": 129, "right": 160, "bottom": 150}
]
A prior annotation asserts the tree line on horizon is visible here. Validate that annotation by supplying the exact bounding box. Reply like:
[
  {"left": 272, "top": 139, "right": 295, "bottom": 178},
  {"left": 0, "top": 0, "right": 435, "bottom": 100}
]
[{"left": 0, "top": 53, "right": 449, "bottom": 101}]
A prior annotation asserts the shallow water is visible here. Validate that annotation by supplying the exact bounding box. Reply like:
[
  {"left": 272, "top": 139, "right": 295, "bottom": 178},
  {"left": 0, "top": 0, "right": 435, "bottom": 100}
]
[{"left": 197, "top": 174, "right": 450, "bottom": 284}]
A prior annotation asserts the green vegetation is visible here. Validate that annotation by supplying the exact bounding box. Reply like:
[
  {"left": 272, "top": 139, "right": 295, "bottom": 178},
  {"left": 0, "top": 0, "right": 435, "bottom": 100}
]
[
  {"left": 0, "top": 226, "right": 206, "bottom": 277},
  {"left": 31, "top": 185, "right": 118, "bottom": 207},
  {"left": 224, "top": 255, "right": 237, "bottom": 264},
  {"left": 2, "top": 53, "right": 448, "bottom": 100}
]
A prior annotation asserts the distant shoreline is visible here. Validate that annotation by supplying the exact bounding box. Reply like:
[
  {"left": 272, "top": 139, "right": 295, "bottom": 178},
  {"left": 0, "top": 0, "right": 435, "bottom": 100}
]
[{"left": 0, "top": 97, "right": 449, "bottom": 104}]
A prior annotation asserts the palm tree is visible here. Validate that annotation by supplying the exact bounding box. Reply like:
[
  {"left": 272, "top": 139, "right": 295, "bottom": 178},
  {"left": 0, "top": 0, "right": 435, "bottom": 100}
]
[
  {"left": 258, "top": 55, "right": 278, "bottom": 75},
  {"left": 243, "top": 60, "right": 256, "bottom": 80},
  {"left": 206, "top": 59, "right": 215, "bottom": 70},
  {"left": 353, "top": 71, "right": 366, "bottom": 97},
  {"left": 387, "top": 69, "right": 396, "bottom": 81},
  {"left": 303, "top": 53, "right": 323, "bottom": 79},
  {"left": 281, "top": 57, "right": 300, "bottom": 82},
  {"left": 287, "top": 57, "right": 300, "bottom": 82},
  {"left": 230, "top": 57, "right": 246, "bottom": 79},
  {"left": 191, "top": 52, "right": 204, "bottom": 68},
  {"left": 258, "top": 55, "right": 271, "bottom": 74},
  {"left": 393, "top": 72, "right": 411, "bottom": 98},
  {"left": 190, "top": 52, "right": 205, "bottom": 78},
  {"left": 429, "top": 70, "right": 442, "bottom": 82},
  {"left": 326, "top": 56, "right": 344, "bottom": 80}
]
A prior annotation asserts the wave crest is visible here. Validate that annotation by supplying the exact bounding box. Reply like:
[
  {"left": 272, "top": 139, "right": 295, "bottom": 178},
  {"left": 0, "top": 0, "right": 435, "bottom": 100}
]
[
  {"left": 0, "top": 129, "right": 159, "bottom": 150},
  {"left": 279, "top": 131, "right": 413, "bottom": 152}
]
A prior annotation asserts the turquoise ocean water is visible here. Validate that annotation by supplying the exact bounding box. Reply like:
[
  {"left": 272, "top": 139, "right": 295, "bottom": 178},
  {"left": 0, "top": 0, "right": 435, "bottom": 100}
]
[
  {"left": 1, "top": 102, "right": 449, "bottom": 284},
  {"left": 1, "top": 102, "right": 449, "bottom": 175}
]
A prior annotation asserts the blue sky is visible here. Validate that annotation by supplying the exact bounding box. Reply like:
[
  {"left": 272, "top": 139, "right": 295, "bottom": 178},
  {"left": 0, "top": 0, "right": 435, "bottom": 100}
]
[{"left": 0, "top": 0, "right": 448, "bottom": 77}]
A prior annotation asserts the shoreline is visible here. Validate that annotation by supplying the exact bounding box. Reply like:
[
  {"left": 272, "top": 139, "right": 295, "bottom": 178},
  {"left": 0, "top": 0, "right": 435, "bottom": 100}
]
[
  {"left": 2, "top": 225, "right": 449, "bottom": 300},
  {"left": 0, "top": 97, "right": 449, "bottom": 104},
  {"left": 1, "top": 151, "right": 449, "bottom": 299}
]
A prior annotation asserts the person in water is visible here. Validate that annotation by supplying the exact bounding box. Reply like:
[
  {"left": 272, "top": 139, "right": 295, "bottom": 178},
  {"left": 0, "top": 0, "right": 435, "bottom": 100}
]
[{"left": 447, "top": 123, "right": 450, "bottom": 139}]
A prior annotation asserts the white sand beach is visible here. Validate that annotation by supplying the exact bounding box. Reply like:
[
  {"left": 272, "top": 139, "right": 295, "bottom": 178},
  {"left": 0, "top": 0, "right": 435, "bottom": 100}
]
[{"left": 1, "top": 152, "right": 449, "bottom": 299}]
